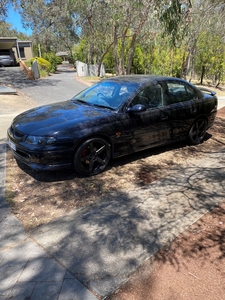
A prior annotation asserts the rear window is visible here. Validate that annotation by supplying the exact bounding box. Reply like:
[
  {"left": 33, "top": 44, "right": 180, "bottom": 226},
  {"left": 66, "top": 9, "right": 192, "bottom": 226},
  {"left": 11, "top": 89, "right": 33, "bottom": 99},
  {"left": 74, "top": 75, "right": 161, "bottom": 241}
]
[
  {"left": 167, "top": 81, "right": 198, "bottom": 104},
  {"left": 0, "top": 50, "right": 10, "bottom": 55}
]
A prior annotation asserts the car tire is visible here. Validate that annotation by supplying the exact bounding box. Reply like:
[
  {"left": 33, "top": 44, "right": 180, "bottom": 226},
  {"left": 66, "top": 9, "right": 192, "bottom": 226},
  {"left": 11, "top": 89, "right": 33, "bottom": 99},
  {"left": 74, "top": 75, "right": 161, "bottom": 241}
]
[
  {"left": 73, "top": 137, "right": 111, "bottom": 176},
  {"left": 188, "top": 117, "right": 207, "bottom": 145}
]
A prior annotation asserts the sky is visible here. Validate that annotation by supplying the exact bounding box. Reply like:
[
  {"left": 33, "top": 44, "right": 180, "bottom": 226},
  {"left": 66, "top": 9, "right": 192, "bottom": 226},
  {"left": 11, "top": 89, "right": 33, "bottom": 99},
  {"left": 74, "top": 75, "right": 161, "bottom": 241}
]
[{"left": 6, "top": 6, "right": 32, "bottom": 36}]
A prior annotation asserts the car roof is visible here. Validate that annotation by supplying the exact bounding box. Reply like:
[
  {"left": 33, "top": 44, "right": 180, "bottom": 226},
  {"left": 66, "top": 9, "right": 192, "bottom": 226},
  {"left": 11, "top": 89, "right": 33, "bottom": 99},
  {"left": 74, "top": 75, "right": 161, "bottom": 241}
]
[{"left": 104, "top": 75, "right": 187, "bottom": 85}]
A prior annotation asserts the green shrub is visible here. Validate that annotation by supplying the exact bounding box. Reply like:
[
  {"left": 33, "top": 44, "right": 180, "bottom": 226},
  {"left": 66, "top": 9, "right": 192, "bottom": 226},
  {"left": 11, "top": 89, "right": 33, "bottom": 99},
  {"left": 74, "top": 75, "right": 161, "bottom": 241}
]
[
  {"left": 39, "top": 68, "right": 49, "bottom": 77},
  {"left": 29, "top": 57, "right": 51, "bottom": 73},
  {"left": 28, "top": 54, "right": 63, "bottom": 76},
  {"left": 43, "top": 52, "right": 62, "bottom": 73},
  {"left": 67, "top": 54, "right": 75, "bottom": 64}
]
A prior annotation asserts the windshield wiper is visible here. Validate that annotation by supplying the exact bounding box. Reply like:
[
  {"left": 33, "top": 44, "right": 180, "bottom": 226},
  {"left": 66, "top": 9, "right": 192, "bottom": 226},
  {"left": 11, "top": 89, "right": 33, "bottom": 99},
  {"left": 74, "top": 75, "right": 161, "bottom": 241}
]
[{"left": 71, "top": 99, "right": 90, "bottom": 105}]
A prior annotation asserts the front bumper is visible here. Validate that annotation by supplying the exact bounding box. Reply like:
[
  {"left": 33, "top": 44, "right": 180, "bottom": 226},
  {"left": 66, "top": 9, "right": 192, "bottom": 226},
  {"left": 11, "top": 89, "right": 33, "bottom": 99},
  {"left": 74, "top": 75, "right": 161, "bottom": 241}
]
[
  {"left": 0, "top": 61, "right": 14, "bottom": 66},
  {"left": 7, "top": 136, "right": 73, "bottom": 171}
]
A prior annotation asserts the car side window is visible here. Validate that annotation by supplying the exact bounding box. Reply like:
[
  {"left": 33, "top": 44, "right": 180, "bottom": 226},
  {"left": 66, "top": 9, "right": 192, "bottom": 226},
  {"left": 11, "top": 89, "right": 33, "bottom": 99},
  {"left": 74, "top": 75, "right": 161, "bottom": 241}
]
[
  {"left": 131, "top": 84, "right": 163, "bottom": 108},
  {"left": 167, "top": 82, "right": 198, "bottom": 104}
]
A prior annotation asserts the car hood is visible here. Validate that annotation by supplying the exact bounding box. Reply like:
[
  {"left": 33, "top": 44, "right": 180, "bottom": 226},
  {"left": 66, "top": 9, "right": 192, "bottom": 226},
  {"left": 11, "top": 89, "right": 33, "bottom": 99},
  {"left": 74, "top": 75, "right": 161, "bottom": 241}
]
[{"left": 12, "top": 100, "right": 113, "bottom": 136}]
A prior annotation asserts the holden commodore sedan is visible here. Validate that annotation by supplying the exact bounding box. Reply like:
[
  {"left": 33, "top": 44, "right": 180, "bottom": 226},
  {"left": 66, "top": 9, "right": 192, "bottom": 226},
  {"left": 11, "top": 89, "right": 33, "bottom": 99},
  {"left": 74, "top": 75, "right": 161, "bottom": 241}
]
[{"left": 7, "top": 75, "right": 217, "bottom": 176}]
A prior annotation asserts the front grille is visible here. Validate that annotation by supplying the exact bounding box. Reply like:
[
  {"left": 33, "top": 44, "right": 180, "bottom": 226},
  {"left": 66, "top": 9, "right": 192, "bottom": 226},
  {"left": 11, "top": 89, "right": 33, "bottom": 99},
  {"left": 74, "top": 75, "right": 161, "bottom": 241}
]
[{"left": 16, "top": 149, "right": 29, "bottom": 158}]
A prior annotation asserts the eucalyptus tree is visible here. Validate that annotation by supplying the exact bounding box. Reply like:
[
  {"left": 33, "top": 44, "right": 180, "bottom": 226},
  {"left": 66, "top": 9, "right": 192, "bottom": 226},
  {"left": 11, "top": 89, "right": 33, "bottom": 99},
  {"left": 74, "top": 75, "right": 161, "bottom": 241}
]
[
  {"left": 0, "top": 0, "right": 12, "bottom": 20},
  {"left": 0, "top": 21, "right": 17, "bottom": 36},
  {"left": 10, "top": 0, "right": 193, "bottom": 76},
  {"left": 15, "top": 0, "right": 79, "bottom": 56},
  {"left": 194, "top": 30, "right": 225, "bottom": 85},
  {"left": 0, "top": 0, "right": 17, "bottom": 35},
  {"left": 10, "top": 0, "right": 225, "bottom": 80},
  {"left": 157, "top": 0, "right": 225, "bottom": 81},
  {"left": 158, "top": 0, "right": 192, "bottom": 47},
  {"left": 183, "top": 0, "right": 225, "bottom": 82},
  {"left": 70, "top": 0, "right": 114, "bottom": 68},
  {"left": 72, "top": 0, "right": 157, "bottom": 75},
  {"left": 101, "top": 0, "right": 192, "bottom": 75}
]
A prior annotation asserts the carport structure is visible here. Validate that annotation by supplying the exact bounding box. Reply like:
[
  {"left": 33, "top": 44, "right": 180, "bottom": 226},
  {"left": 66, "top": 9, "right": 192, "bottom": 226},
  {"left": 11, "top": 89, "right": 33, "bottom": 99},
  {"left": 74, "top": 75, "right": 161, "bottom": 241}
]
[{"left": 0, "top": 37, "right": 33, "bottom": 63}]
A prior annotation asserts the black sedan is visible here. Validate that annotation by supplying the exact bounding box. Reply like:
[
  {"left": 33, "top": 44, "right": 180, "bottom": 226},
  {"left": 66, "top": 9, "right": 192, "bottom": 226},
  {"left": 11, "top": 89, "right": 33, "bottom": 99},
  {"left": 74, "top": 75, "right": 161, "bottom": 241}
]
[{"left": 7, "top": 75, "right": 217, "bottom": 176}]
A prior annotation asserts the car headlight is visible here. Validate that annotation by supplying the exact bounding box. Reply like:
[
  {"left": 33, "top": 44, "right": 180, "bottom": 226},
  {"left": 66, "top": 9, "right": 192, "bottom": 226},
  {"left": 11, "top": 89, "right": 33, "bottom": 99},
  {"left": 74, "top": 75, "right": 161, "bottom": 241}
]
[{"left": 25, "top": 135, "right": 57, "bottom": 145}]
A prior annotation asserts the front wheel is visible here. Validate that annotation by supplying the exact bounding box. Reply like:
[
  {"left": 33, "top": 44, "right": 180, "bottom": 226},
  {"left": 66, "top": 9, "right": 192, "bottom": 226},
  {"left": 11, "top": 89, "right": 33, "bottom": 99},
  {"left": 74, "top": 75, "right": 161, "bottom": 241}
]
[
  {"left": 73, "top": 137, "right": 111, "bottom": 176},
  {"left": 188, "top": 118, "right": 207, "bottom": 145}
]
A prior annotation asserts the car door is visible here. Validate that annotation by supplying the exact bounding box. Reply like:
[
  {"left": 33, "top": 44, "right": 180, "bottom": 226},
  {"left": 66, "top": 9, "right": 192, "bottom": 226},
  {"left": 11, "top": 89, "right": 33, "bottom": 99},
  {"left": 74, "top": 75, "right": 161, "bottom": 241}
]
[
  {"left": 164, "top": 80, "right": 200, "bottom": 140},
  {"left": 114, "top": 83, "right": 172, "bottom": 155}
]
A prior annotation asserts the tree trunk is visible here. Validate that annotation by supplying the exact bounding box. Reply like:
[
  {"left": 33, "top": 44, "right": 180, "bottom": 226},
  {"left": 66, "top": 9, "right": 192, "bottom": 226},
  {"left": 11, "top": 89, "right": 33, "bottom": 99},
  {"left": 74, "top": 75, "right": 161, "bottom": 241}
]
[
  {"left": 200, "top": 65, "right": 205, "bottom": 84},
  {"left": 186, "top": 36, "right": 196, "bottom": 82},
  {"left": 90, "top": 44, "right": 95, "bottom": 64},
  {"left": 121, "top": 28, "right": 128, "bottom": 75},
  {"left": 126, "top": 33, "right": 137, "bottom": 75},
  {"left": 113, "top": 24, "right": 120, "bottom": 76},
  {"left": 38, "top": 44, "right": 42, "bottom": 57},
  {"left": 97, "top": 42, "right": 114, "bottom": 76},
  {"left": 181, "top": 52, "right": 188, "bottom": 79},
  {"left": 170, "top": 48, "right": 174, "bottom": 76},
  {"left": 216, "top": 82, "right": 220, "bottom": 88},
  {"left": 126, "top": 4, "right": 152, "bottom": 75}
]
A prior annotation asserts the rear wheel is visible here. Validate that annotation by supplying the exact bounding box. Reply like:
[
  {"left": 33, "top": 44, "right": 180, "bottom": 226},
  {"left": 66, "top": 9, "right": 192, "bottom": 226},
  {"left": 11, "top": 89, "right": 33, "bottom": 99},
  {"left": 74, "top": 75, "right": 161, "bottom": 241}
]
[
  {"left": 188, "top": 118, "right": 207, "bottom": 145},
  {"left": 73, "top": 137, "right": 111, "bottom": 176}
]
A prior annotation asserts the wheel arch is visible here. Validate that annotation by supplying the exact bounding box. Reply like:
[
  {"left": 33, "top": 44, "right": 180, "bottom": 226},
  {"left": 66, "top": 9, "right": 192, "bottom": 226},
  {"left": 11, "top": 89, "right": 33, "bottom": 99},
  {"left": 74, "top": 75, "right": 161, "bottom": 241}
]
[
  {"left": 72, "top": 133, "right": 114, "bottom": 160},
  {"left": 72, "top": 134, "right": 113, "bottom": 176},
  {"left": 188, "top": 114, "right": 208, "bottom": 132},
  {"left": 187, "top": 115, "right": 208, "bottom": 145}
]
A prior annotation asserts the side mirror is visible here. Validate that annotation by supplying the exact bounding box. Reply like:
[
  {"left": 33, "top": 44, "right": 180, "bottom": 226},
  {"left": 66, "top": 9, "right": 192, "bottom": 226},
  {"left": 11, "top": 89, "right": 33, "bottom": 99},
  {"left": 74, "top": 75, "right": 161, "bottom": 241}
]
[{"left": 126, "top": 104, "right": 146, "bottom": 113}]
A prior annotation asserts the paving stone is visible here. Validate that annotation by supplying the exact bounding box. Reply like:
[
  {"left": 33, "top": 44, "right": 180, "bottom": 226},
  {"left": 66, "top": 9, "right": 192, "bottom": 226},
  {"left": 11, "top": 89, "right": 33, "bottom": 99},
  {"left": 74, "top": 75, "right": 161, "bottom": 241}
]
[
  {"left": 0, "top": 282, "right": 13, "bottom": 300},
  {"left": 8, "top": 281, "right": 36, "bottom": 300},
  {"left": 30, "top": 282, "right": 62, "bottom": 300},
  {"left": 18, "top": 257, "right": 66, "bottom": 282},
  {"left": 59, "top": 278, "right": 98, "bottom": 300}
]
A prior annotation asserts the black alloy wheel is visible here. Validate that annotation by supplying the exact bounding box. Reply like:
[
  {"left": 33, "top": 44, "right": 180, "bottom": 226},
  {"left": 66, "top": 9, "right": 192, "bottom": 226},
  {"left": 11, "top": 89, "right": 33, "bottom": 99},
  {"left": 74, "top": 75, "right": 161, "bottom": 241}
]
[
  {"left": 73, "top": 137, "right": 111, "bottom": 176},
  {"left": 188, "top": 118, "right": 207, "bottom": 145}
]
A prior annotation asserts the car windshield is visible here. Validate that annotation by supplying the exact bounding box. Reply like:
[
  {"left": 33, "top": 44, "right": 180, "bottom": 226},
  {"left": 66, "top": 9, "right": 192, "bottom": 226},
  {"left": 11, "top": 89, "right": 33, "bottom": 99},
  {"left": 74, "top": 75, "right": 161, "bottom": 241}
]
[{"left": 71, "top": 81, "right": 138, "bottom": 110}]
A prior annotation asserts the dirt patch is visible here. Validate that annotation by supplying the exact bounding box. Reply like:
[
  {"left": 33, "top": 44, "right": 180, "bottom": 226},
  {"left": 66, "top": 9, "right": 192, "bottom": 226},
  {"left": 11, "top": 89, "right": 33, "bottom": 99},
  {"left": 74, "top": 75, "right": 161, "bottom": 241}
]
[
  {"left": 5, "top": 104, "right": 225, "bottom": 230},
  {"left": 0, "top": 91, "right": 37, "bottom": 114}
]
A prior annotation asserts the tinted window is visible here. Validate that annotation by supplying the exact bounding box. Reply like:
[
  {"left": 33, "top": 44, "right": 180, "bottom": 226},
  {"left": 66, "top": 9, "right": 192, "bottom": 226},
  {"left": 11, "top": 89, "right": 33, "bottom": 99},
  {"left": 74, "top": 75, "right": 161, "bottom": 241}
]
[
  {"left": 131, "top": 84, "right": 163, "bottom": 108},
  {"left": 167, "top": 82, "right": 198, "bottom": 104}
]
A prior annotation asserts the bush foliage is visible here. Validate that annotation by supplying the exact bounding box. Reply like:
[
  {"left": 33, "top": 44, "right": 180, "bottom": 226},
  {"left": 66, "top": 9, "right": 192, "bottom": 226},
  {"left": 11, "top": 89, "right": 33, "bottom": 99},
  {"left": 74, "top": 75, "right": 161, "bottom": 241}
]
[
  {"left": 43, "top": 52, "right": 62, "bottom": 72},
  {"left": 28, "top": 53, "right": 62, "bottom": 76}
]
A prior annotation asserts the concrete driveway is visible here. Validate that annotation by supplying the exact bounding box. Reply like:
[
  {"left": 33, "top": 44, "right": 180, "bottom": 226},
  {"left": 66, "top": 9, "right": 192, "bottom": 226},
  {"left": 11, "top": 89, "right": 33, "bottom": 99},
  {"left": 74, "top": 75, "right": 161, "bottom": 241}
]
[{"left": 0, "top": 66, "right": 87, "bottom": 105}]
